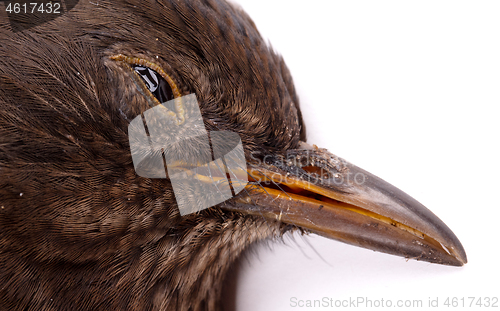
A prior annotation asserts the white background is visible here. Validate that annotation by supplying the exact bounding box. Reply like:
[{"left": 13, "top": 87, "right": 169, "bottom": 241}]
[{"left": 224, "top": 1, "right": 500, "bottom": 310}]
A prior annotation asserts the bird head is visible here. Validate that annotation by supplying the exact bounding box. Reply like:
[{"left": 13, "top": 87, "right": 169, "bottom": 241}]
[{"left": 0, "top": 0, "right": 466, "bottom": 310}]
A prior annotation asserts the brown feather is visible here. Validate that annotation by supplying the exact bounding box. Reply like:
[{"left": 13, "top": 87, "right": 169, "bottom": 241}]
[{"left": 0, "top": 0, "right": 306, "bottom": 310}]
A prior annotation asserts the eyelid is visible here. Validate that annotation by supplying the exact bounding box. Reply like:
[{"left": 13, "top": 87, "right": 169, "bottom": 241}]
[
  {"left": 111, "top": 54, "right": 186, "bottom": 125},
  {"left": 110, "top": 54, "right": 182, "bottom": 99}
]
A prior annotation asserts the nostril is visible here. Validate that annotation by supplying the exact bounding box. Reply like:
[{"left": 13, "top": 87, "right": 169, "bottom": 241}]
[{"left": 302, "top": 165, "right": 331, "bottom": 180}]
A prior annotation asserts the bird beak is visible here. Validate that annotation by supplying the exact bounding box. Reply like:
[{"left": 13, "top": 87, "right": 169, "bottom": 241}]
[{"left": 223, "top": 142, "right": 467, "bottom": 266}]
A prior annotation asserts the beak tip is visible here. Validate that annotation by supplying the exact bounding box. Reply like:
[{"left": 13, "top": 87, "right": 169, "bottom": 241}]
[
  {"left": 440, "top": 228, "right": 468, "bottom": 266},
  {"left": 454, "top": 245, "right": 468, "bottom": 266},
  {"left": 432, "top": 240, "right": 468, "bottom": 267}
]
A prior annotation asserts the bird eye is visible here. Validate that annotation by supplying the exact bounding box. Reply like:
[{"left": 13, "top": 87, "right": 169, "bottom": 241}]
[{"left": 133, "top": 65, "right": 174, "bottom": 104}]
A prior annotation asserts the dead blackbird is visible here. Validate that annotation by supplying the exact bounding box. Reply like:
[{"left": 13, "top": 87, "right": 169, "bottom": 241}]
[{"left": 0, "top": 0, "right": 466, "bottom": 310}]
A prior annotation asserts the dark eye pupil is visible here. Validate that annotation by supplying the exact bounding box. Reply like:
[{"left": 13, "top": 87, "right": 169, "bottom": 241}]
[{"left": 133, "top": 65, "right": 174, "bottom": 103}]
